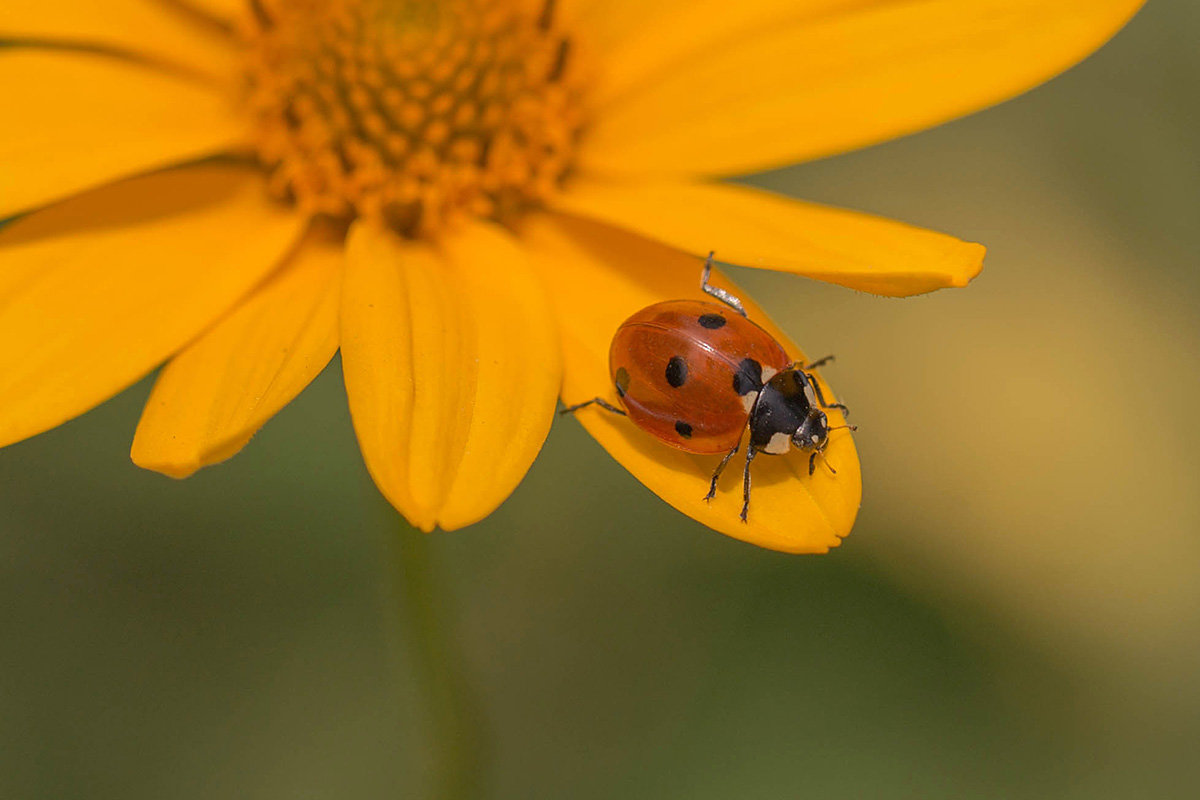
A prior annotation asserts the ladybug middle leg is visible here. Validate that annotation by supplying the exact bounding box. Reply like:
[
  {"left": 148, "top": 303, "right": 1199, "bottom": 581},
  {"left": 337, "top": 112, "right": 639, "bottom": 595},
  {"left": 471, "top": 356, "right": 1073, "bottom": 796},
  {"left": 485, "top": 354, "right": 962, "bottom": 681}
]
[
  {"left": 740, "top": 447, "right": 758, "bottom": 522},
  {"left": 704, "top": 441, "right": 741, "bottom": 503},
  {"left": 559, "top": 397, "right": 626, "bottom": 416},
  {"left": 699, "top": 251, "right": 748, "bottom": 317}
]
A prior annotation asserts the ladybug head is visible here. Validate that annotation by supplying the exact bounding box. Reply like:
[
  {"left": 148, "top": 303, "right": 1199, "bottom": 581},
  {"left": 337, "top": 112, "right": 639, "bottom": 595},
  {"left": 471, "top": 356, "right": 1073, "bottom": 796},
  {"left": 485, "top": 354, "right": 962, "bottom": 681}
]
[
  {"left": 749, "top": 369, "right": 826, "bottom": 455},
  {"left": 791, "top": 407, "right": 830, "bottom": 453}
]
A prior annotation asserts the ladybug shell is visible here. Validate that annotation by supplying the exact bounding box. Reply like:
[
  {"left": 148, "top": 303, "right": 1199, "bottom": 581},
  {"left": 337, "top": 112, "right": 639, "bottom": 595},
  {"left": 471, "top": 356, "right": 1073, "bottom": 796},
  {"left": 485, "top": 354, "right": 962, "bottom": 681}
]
[{"left": 609, "top": 300, "right": 792, "bottom": 454}]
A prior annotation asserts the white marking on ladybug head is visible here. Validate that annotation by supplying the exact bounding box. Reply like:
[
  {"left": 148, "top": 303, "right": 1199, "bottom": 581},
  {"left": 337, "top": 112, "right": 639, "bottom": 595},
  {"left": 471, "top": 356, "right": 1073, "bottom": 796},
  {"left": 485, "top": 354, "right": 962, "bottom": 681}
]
[
  {"left": 761, "top": 365, "right": 778, "bottom": 382},
  {"left": 740, "top": 391, "right": 758, "bottom": 413},
  {"left": 764, "top": 432, "right": 792, "bottom": 454}
]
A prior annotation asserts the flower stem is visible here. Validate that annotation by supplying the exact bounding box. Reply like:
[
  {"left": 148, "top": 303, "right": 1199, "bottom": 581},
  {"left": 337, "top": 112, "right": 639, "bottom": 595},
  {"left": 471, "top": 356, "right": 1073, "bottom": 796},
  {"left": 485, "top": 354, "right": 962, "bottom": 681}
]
[{"left": 390, "top": 525, "right": 485, "bottom": 800}]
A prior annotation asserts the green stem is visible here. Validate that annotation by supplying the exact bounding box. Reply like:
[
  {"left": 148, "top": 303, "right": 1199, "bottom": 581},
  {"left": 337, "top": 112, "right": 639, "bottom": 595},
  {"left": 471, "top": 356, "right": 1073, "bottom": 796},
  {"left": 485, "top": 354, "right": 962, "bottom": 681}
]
[{"left": 390, "top": 526, "right": 485, "bottom": 800}]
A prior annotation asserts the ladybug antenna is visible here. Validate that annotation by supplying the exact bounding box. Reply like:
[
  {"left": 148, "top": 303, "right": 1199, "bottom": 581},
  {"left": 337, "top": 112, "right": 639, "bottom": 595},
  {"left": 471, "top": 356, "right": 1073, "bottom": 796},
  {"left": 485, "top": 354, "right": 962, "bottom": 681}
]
[
  {"left": 807, "top": 447, "right": 839, "bottom": 476},
  {"left": 812, "top": 426, "right": 857, "bottom": 477},
  {"left": 821, "top": 452, "right": 838, "bottom": 476}
]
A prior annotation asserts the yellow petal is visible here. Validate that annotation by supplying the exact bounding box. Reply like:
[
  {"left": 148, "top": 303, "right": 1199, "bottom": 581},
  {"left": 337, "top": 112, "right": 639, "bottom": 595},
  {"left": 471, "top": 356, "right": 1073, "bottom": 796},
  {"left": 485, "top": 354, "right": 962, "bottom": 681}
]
[
  {"left": 181, "top": 0, "right": 245, "bottom": 26},
  {"left": 580, "top": 0, "right": 1145, "bottom": 176},
  {"left": 552, "top": 178, "right": 984, "bottom": 296},
  {"left": 520, "top": 213, "right": 860, "bottom": 553},
  {"left": 341, "top": 220, "right": 561, "bottom": 531},
  {"left": 0, "top": 162, "right": 305, "bottom": 448},
  {"left": 1, "top": 0, "right": 239, "bottom": 82},
  {"left": 0, "top": 49, "right": 244, "bottom": 218},
  {"left": 131, "top": 223, "right": 342, "bottom": 479},
  {"left": 573, "top": 0, "right": 867, "bottom": 106}
]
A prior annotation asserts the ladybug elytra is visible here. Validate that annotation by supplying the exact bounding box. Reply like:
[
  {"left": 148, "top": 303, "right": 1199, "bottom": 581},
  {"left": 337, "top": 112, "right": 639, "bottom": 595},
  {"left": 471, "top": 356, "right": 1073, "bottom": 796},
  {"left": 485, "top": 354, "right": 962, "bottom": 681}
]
[{"left": 562, "top": 253, "right": 855, "bottom": 522}]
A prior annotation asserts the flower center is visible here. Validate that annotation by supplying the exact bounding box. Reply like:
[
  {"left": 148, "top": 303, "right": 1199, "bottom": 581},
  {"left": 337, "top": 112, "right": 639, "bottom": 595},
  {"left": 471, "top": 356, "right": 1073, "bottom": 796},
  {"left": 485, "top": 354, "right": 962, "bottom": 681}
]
[{"left": 240, "top": 0, "right": 582, "bottom": 236}]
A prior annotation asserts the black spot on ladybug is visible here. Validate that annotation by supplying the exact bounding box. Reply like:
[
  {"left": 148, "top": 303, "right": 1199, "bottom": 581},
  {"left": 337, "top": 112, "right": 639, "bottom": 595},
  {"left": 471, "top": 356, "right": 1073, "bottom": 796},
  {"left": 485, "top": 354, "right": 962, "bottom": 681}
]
[
  {"left": 614, "top": 366, "right": 630, "bottom": 397},
  {"left": 675, "top": 420, "right": 693, "bottom": 438},
  {"left": 732, "top": 358, "right": 763, "bottom": 396},
  {"left": 665, "top": 356, "right": 688, "bottom": 388},
  {"left": 698, "top": 313, "right": 726, "bottom": 329}
]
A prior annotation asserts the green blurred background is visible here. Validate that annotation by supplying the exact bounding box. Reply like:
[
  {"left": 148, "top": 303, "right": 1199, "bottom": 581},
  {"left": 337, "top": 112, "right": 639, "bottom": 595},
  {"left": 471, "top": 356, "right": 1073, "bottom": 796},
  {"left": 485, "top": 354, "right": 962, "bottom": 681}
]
[{"left": 3, "top": 2, "right": 1198, "bottom": 798}]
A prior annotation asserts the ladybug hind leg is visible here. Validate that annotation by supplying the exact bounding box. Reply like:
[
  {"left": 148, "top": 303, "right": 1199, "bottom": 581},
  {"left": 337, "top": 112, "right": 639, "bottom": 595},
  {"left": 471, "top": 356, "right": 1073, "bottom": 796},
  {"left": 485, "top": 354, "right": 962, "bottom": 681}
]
[
  {"left": 700, "top": 251, "right": 747, "bottom": 317},
  {"left": 559, "top": 397, "right": 626, "bottom": 416}
]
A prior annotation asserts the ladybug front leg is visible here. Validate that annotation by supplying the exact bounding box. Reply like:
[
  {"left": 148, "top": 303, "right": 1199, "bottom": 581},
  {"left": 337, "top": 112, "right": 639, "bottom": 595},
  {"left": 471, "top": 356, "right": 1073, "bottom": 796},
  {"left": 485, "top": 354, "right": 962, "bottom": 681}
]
[
  {"left": 740, "top": 447, "right": 758, "bottom": 522},
  {"left": 805, "top": 371, "right": 850, "bottom": 417},
  {"left": 559, "top": 397, "right": 626, "bottom": 416},
  {"left": 704, "top": 441, "right": 741, "bottom": 503},
  {"left": 788, "top": 356, "right": 850, "bottom": 416}
]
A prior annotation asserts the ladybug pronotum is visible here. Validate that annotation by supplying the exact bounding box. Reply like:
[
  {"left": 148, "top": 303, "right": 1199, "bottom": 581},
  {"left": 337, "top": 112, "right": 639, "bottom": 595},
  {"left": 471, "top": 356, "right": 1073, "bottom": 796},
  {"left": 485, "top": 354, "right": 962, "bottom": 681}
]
[{"left": 562, "top": 253, "right": 855, "bottom": 522}]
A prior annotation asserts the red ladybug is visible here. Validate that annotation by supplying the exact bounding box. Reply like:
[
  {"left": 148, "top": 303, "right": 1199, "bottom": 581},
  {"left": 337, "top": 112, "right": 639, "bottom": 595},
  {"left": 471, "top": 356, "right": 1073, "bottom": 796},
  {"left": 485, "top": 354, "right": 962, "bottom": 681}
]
[{"left": 563, "top": 253, "right": 855, "bottom": 522}]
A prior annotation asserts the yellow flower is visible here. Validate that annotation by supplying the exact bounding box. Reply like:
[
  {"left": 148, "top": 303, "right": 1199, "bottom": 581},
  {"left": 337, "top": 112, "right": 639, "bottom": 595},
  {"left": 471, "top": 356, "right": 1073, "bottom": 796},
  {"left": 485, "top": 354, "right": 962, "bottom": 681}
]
[{"left": 0, "top": 0, "right": 1142, "bottom": 552}]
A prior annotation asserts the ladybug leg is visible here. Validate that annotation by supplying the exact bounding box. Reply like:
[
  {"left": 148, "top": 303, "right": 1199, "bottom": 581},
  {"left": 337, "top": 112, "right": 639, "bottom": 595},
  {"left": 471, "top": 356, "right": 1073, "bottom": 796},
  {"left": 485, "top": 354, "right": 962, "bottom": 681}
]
[
  {"left": 704, "top": 442, "right": 741, "bottom": 503},
  {"left": 806, "top": 373, "right": 850, "bottom": 417},
  {"left": 740, "top": 447, "right": 758, "bottom": 522},
  {"left": 802, "top": 354, "right": 836, "bottom": 370},
  {"left": 817, "top": 446, "right": 838, "bottom": 476},
  {"left": 559, "top": 397, "right": 626, "bottom": 416},
  {"left": 700, "top": 251, "right": 748, "bottom": 317},
  {"left": 808, "top": 452, "right": 818, "bottom": 476}
]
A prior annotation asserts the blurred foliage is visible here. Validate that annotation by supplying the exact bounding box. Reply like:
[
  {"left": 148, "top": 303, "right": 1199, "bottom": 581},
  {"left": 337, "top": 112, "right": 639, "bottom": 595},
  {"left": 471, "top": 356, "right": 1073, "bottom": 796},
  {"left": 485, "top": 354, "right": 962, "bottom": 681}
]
[{"left": 2, "top": 1, "right": 1198, "bottom": 798}]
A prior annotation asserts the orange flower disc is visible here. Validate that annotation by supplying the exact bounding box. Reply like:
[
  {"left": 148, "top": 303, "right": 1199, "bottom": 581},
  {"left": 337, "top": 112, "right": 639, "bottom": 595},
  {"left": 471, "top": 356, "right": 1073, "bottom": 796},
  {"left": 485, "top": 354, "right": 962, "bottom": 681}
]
[{"left": 240, "top": 0, "right": 583, "bottom": 235}]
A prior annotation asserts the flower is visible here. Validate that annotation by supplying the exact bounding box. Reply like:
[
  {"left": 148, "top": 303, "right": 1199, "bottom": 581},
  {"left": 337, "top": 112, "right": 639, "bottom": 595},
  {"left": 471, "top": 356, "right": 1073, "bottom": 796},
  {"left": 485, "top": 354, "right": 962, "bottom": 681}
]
[{"left": 0, "top": 0, "right": 1143, "bottom": 552}]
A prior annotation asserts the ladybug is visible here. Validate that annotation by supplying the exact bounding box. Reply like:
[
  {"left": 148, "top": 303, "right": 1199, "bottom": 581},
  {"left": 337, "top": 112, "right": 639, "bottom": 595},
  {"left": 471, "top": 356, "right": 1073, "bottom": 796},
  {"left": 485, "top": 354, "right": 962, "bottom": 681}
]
[{"left": 562, "top": 253, "right": 855, "bottom": 522}]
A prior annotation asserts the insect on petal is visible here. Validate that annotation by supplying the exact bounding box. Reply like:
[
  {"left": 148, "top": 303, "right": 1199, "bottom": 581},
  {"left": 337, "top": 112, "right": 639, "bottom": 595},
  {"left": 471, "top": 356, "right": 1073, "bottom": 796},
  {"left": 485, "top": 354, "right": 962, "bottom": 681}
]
[{"left": 524, "top": 212, "right": 860, "bottom": 553}]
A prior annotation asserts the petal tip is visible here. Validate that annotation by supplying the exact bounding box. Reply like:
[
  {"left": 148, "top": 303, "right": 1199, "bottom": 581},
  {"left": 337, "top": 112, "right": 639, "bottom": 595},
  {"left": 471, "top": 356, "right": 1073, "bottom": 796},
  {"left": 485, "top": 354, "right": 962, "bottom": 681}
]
[
  {"left": 954, "top": 242, "right": 987, "bottom": 287},
  {"left": 130, "top": 451, "right": 200, "bottom": 480},
  {"left": 130, "top": 429, "right": 253, "bottom": 481},
  {"left": 431, "top": 515, "right": 470, "bottom": 533}
]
